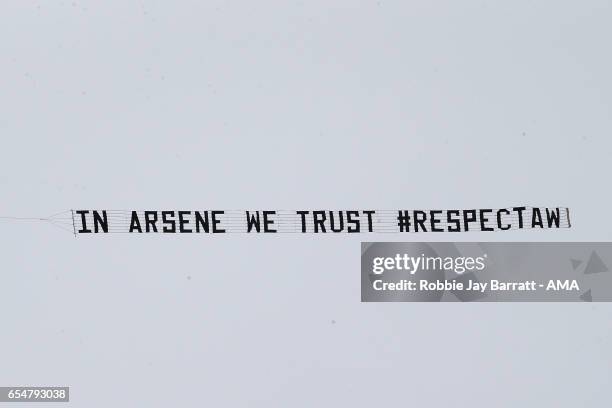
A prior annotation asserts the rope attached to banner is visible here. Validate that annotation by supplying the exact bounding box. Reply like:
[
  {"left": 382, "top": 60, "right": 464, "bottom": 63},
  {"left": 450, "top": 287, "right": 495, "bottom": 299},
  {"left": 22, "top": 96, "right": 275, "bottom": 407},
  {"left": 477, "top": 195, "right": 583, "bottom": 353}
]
[{"left": 0, "top": 211, "right": 75, "bottom": 233}]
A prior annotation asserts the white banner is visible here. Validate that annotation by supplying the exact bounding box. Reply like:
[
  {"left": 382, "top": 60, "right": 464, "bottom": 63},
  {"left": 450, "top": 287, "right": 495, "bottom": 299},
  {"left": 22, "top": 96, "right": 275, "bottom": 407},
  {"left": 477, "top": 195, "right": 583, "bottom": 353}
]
[{"left": 69, "top": 207, "right": 570, "bottom": 234}]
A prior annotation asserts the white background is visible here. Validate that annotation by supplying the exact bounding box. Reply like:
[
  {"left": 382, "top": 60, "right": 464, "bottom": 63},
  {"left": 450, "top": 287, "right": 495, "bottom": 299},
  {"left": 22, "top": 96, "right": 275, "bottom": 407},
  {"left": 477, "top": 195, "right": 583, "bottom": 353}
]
[{"left": 1, "top": 1, "right": 611, "bottom": 406}]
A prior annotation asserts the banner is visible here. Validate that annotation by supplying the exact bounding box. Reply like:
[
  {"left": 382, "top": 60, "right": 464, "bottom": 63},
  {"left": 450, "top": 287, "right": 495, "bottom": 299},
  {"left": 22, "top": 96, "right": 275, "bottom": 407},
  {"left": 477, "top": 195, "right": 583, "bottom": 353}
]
[{"left": 67, "top": 206, "right": 571, "bottom": 235}]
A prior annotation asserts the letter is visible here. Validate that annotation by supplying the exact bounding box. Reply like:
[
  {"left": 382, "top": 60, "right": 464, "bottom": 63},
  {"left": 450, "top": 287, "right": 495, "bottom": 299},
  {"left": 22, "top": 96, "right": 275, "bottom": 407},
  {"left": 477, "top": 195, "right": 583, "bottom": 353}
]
[
  {"left": 476, "top": 256, "right": 486, "bottom": 270},
  {"left": 463, "top": 210, "right": 477, "bottom": 231},
  {"left": 195, "top": 211, "right": 210, "bottom": 233},
  {"left": 479, "top": 209, "right": 493, "bottom": 231},
  {"left": 372, "top": 257, "right": 385, "bottom": 274},
  {"left": 263, "top": 211, "right": 277, "bottom": 233},
  {"left": 395, "top": 254, "right": 403, "bottom": 269},
  {"left": 211, "top": 211, "right": 225, "bottom": 233},
  {"left": 497, "top": 209, "right": 511, "bottom": 230},
  {"left": 162, "top": 211, "right": 176, "bottom": 233},
  {"left": 513, "top": 206, "right": 526, "bottom": 229},
  {"left": 76, "top": 210, "right": 91, "bottom": 233},
  {"left": 178, "top": 211, "right": 192, "bottom": 233},
  {"left": 401, "top": 254, "right": 410, "bottom": 271},
  {"left": 246, "top": 211, "right": 261, "bottom": 232},
  {"left": 346, "top": 211, "right": 360, "bottom": 233},
  {"left": 429, "top": 210, "right": 443, "bottom": 232},
  {"left": 144, "top": 211, "right": 158, "bottom": 233},
  {"left": 454, "top": 257, "right": 466, "bottom": 274},
  {"left": 410, "top": 256, "right": 422, "bottom": 274},
  {"left": 91, "top": 210, "right": 108, "bottom": 233},
  {"left": 447, "top": 210, "right": 461, "bottom": 232},
  {"left": 296, "top": 211, "right": 309, "bottom": 233},
  {"left": 425, "top": 256, "right": 443, "bottom": 270},
  {"left": 363, "top": 210, "right": 375, "bottom": 232},
  {"left": 313, "top": 210, "right": 326, "bottom": 233},
  {"left": 531, "top": 207, "right": 544, "bottom": 228},
  {"left": 414, "top": 210, "right": 427, "bottom": 232},
  {"left": 546, "top": 208, "right": 561, "bottom": 228},
  {"left": 129, "top": 211, "right": 142, "bottom": 233},
  {"left": 328, "top": 211, "right": 344, "bottom": 233},
  {"left": 464, "top": 257, "right": 475, "bottom": 270}
]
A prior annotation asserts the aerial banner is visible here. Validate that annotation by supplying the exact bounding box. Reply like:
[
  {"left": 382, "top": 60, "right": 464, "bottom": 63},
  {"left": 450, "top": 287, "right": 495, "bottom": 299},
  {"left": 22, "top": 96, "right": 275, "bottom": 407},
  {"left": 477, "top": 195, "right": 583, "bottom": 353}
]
[{"left": 63, "top": 206, "right": 571, "bottom": 235}]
